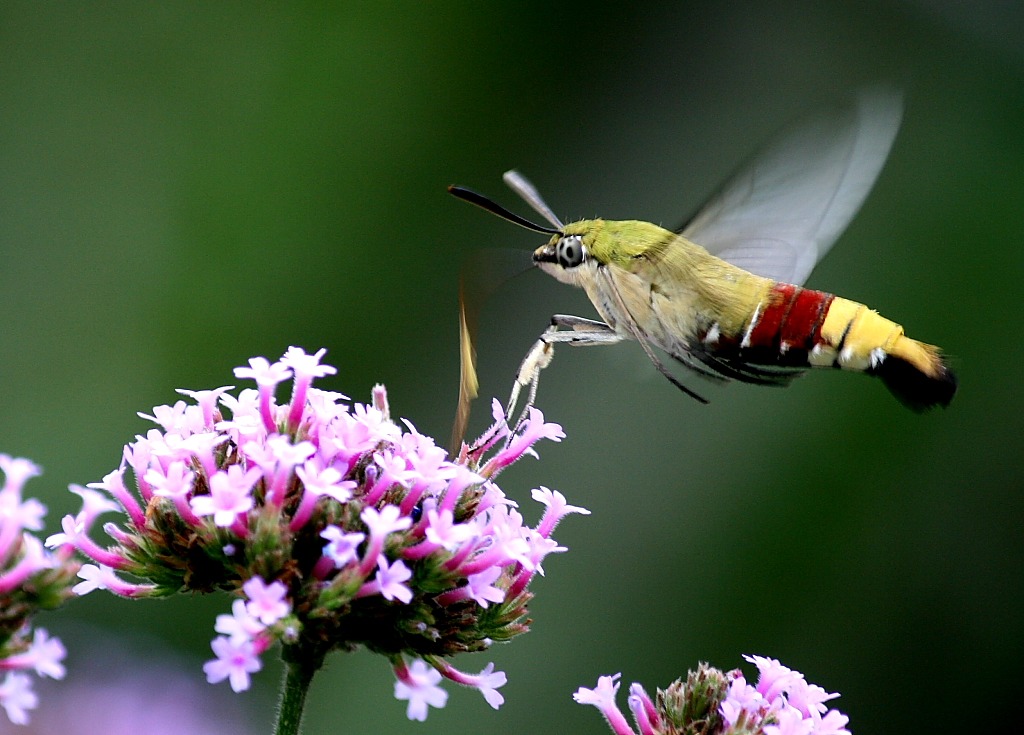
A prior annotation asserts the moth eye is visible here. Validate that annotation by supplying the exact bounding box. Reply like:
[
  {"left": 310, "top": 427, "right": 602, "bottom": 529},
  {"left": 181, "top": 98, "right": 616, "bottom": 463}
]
[{"left": 556, "top": 236, "right": 585, "bottom": 268}]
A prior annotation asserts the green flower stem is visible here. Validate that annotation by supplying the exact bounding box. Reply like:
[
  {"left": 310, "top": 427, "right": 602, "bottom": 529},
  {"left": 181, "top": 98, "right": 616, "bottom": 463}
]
[{"left": 274, "top": 656, "right": 318, "bottom": 735}]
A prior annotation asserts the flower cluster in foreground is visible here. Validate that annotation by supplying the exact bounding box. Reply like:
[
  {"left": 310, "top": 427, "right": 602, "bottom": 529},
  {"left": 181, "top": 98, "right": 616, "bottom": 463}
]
[
  {"left": 0, "top": 456, "right": 75, "bottom": 725},
  {"left": 46, "top": 347, "right": 586, "bottom": 720},
  {"left": 575, "top": 655, "right": 851, "bottom": 735}
]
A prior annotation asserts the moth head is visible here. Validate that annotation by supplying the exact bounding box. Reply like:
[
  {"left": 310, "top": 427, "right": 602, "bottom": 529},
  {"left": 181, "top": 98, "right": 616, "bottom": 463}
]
[{"left": 534, "top": 234, "right": 586, "bottom": 270}]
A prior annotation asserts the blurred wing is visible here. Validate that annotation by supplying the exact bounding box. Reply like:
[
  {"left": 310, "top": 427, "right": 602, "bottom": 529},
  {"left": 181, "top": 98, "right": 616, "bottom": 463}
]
[
  {"left": 450, "top": 247, "right": 533, "bottom": 451},
  {"left": 680, "top": 88, "right": 903, "bottom": 285},
  {"left": 451, "top": 278, "right": 479, "bottom": 453}
]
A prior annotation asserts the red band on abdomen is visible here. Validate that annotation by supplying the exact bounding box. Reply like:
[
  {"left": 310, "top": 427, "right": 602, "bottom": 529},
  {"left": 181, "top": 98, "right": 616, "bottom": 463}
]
[
  {"left": 780, "top": 288, "right": 834, "bottom": 349},
  {"left": 746, "top": 283, "right": 799, "bottom": 349},
  {"left": 740, "top": 285, "right": 836, "bottom": 368}
]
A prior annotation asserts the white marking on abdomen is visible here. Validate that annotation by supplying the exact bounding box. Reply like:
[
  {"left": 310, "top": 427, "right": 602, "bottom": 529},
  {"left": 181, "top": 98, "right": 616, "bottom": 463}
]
[
  {"left": 740, "top": 304, "right": 762, "bottom": 349},
  {"left": 808, "top": 343, "right": 837, "bottom": 367},
  {"left": 838, "top": 346, "right": 873, "bottom": 371}
]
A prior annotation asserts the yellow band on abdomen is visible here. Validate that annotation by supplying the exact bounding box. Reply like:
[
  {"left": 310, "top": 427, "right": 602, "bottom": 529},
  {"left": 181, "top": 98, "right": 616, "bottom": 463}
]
[{"left": 812, "top": 296, "right": 904, "bottom": 371}]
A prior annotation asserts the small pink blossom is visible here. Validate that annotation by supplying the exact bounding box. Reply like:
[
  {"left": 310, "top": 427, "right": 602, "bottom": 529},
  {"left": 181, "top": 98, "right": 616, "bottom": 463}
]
[
  {"left": 436, "top": 566, "right": 504, "bottom": 608},
  {"left": 234, "top": 357, "right": 292, "bottom": 432},
  {"left": 280, "top": 346, "right": 336, "bottom": 380},
  {"left": 787, "top": 678, "right": 840, "bottom": 717},
  {"left": 574, "top": 674, "right": 636, "bottom": 735},
  {"left": 363, "top": 450, "right": 417, "bottom": 505},
  {"left": 145, "top": 461, "right": 201, "bottom": 526},
  {"left": 357, "top": 557, "right": 413, "bottom": 603},
  {"left": 25, "top": 629, "right": 66, "bottom": 680},
  {"left": 0, "top": 672, "right": 37, "bottom": 725},
  {"left": 454, "top": 505, "right": 531, "bottom": 575},
  {"left": 437, "top": 464, "right": 484, "bottom": 513},
  {"left": 203, "top": 636, "right": 262, "bottom": 693},
  {"left": 215, "top": 599, "right": 266, "bottom": 643},
  {"left": 1, "top": 629, "right": 66, "bottom": 681},
  {"left": 575, "top": 663, "right": 849, "bottom": 735},
  {"left": 358, "top": 504, "right": 412, "bottom": 575},
  {"left": 394, "top": 659, "right": 448, "bottom": 722},
  {"left": 296, "top": 463, "right": 354, "bottom": 503},
  {"left": 532, "top": 486, "right": 590, "bottom": 538},
  {"left": 137, "top": 400, "right": 198, "bottom": 435},
  {"left": 319, "top": 526, "right": 365, "bottom": 569},
  {"left": 764, "top": 706, "right": 815, "bottom": 735},
  {"left": 73, "top": 563, "right": 153, "bottom": 598},
  {"left": 434, "top": 659, "right": 507, "bottom": 710},
  {"left": 265, "top": 436, "right": 317, "bottom": 469},
  {"left": 746, "top": 655, "right": 802, "bottom": 704},
  {"left": 627, "top": 683, "right": 659, "bottom": 735},
  {"left": 215, "top": 389, "right": 266, "bottom": 445},
  {"left": 485, "top": 406, "right": 564, "bottom": 473},
  {"left": 466, "top": 399, "right": 511, "bottom": 457},
  {"left": 291, "top": 462, "right": 356, "bottom": 530},
  {"left": 69, "top": 483, "right": 120, "bottom": 528},
  {"left": 191, "top": 466, "right": 257, "bottom": 527},
  {"left": 242, "top": 577, "right": 290, "bottom": 625},
  {"left": 176, "top": 385, "right": 234, "bottom": 428},
  {"left": 281, "top": 346, "right": 337, "bottom": 429},
  {"left": 83, "top": 470, "right": 139, "bottom": 525},
  {"left": 362, "top": 504, "right": 412, "bottom": 538},
  {"left": 233, "top": 357, "right": 292, "bottom": 388},
  {"left": 814, "top": 708, "right": 852, "bottom": 735},
  {"left": 0, "top": 455, "right": 42, "bottom": 494},
  {"left": 721, "top": 675, "right": 763, "bottom": 726},
  {"left": 0, "top": 493, "right": 46, "bottom": 536},
  {"left": 45, "top": 513, "right": 126, "bottom": 568},
  {"left": 471, "top": 662, "right": 507, "bottom": 709},
  {"left": 177, "top": 431, "right": 230, "bottom": 477},
  {"left": 422, "top": 508, "right": 476, "bottom": 550},
  {"left": 0, "top": 536, "right": 53, "bottom": 593}
]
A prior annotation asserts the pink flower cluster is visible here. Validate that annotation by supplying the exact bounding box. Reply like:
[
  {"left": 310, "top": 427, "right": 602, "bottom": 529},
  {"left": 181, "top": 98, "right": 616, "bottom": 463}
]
[
  {"left": 0, "top": 456, "right": 74, "bottom": 725},
  {"left": 47, "top": 347, "right": 586, "bottom": 719},
  {"left": 574, "top": 655, "right": 850, "bottom": 735},
  {"left": 720, "top": 655, "right": 850, "bottom": 735}
]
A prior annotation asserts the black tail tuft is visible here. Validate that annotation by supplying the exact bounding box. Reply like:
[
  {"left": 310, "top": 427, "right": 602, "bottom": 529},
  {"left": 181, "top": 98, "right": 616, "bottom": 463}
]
[{"left": 873, "top": 356, "right": 957, "bottom": 411}]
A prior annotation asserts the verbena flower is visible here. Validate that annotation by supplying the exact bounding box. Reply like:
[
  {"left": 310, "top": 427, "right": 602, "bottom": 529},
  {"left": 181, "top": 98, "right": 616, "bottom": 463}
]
[
  {"left": 574, "top": 655, "right": 851, "bottom": 735},
  {"left": 48, "top": 347, "right": 586, "bottom": 720},
  {"left": 0, "top": 456, "right": 77, "bottom": 725}
]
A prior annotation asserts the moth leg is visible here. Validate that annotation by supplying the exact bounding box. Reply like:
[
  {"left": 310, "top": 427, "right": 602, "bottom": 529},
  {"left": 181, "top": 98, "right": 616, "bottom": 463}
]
[{"left": 506, "top": 314, "right": 623, "bottom": 431}]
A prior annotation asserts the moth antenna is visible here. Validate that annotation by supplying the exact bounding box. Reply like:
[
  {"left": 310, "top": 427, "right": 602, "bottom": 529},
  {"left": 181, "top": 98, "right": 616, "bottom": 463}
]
[
  {"left": 448, "top": 185, "right": 560, "bottom": 235},
  {"left": 503, "top": 170, "right": 565, "bottom": 230}
]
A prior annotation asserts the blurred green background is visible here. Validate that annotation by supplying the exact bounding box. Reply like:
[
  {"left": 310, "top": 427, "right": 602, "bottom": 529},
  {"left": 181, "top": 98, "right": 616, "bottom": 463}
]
[{"left": 2, "top": 1, "right": 1021, "bottom": 733}]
